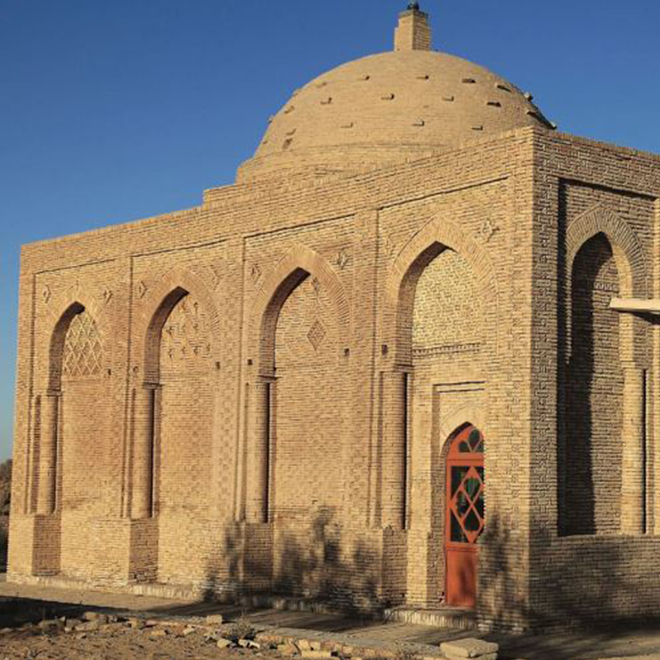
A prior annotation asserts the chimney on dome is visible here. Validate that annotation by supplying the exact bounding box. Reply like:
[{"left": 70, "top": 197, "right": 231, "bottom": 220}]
[{"left": 394, "top": 2, "right": 432, "bottom": 51}]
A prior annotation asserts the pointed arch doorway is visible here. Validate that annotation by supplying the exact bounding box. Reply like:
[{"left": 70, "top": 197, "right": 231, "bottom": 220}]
[{"left": 445, "top": 424, "right": 485, "bottom": 608}]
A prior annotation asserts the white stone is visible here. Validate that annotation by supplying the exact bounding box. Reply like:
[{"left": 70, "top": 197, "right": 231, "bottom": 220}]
[{"left": 440, "top": 638, "right": 498, "bottom": 659}]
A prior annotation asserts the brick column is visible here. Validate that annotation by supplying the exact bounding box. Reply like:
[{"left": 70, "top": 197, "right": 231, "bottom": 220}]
[
  {"left": 131, "top": 385, "right": 156, "bottom": 519},
  {"left": 246, "top": 378, "right": 271, "bottom": 523},
  {"left": 37, "top": 392, "right": 60, "bottom": 516},
  {"left": 381, "top": 370, "right": 407, "bottom": 529},
  {"left": 621, "top": 366, "right": 646, "bottom": 535}
]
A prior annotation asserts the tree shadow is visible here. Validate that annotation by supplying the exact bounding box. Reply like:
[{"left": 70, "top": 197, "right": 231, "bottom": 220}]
[
  {"left": 481, "top": 510, "right": 660, "bottom": 659},
  {"left": 156, "top": 508, "right": 389, "bottom": 621}
]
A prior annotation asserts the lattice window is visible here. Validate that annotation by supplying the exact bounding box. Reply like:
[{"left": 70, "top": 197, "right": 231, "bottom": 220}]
[{"left": 62, "top": 310, "right": 103, "bottom": 378}]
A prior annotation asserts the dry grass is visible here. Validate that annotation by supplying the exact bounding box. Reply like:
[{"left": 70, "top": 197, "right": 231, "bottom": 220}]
[{"left": 221, "top": 616, "right": 257, "bottom": 642}]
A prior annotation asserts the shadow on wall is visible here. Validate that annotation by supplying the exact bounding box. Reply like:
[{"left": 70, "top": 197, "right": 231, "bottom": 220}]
[
  {"left": 559, "top": 232, "right": 625, "bottom": 537},
  {"left": 484, "top": 511, "right": 660, "bottom": 635},
  {"left": 0, "top": 460, "right": 11, "bottom": 570},
  {"left": 200, "top": 508, "right": 384, "bottom": 614}
]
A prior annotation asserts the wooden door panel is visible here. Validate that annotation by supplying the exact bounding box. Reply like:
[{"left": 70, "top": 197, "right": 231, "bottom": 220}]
[
  {"left": 446, "top": 546, "right": 477, "bottom": 607},
  {"left": 445, "top": 424, "right": 485, "bottom": 609}
]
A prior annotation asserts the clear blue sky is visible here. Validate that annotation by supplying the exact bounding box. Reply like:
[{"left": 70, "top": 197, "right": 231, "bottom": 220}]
[{"left": 2, "top": 0, "right": 659, "bottom": 461}]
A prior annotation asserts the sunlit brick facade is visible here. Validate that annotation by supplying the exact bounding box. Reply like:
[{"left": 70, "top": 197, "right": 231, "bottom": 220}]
[{"left": 9, "top": 6, "right": 660, "bottom": 631}]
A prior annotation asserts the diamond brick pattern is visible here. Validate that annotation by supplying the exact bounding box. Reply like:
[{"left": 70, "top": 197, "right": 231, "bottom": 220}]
[
  {"left": 62, "top": 310, "right": 103, "bottom": 378},
  {"left": 307, "top": 319, "right": 327, "bottom": 351}
]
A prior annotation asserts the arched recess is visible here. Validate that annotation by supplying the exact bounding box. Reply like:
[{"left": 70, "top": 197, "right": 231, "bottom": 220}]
[
  {"left": 560, "top": 230, "right": 642, "bottom": 536},
  {"left": 35, "top": 295, "right": 107, "bottom": 576},
  {"left": 250, "top": 244, "right": 350, "bottom": 376},
  {"left": 131, "top": 265, "right": 221, "bottom": 583},
  {"left": 41, "top": 298, "right": 107, "bottom": 506},
  {"left": 566, "top": 205, "right": 647, "bottom": 299},
  {"left": 375, "top": 217, "right": 494, "bottom": 538},
  {"left": 560, "top": 207, "right": 649, "bottom": 538},
  {"left": 44, "top": 286, "right": 109, "bottom": 389},
  {"left": 138, "top": 267, "right": 223, "bottom": 383},
  {"left": 385, "top": 217, "right": 500, "bottom": 366},
  {"left": 565, "top": 205, "right": 648, "bottom": 364},
  {"left": 48, "top": 302, "right": 85, "bottom": 391},
  {"left": 245, "top": 245, "right": 350, "bottom": 528}
]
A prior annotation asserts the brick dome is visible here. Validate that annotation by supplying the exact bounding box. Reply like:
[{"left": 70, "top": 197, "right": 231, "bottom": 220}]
[{"left": 237, "top": 42, "right": 554, "bottom": 183}]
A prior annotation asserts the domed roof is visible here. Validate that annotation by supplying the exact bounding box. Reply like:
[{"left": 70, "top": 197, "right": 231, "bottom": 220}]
[{"left": 237, "top": 8, "right": 554, "bottom": 183}]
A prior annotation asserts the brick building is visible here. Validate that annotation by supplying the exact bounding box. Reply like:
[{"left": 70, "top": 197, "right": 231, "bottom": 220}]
[{"left": 8, "top": 4, "right": 660, "bottom": 632}]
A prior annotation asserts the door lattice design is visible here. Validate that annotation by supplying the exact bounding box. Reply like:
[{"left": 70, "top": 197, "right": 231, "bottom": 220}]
[
  {"left": 62, "top": 310, "right": 103, "bottom": 378},
  {"left": 447, "top": 426, "right": 485, "bottom": 544},
  {"left": 445, "top": 424, "right": 485, "bottom": 608},
  {"left": 449, "top": 464, "right": 485, "bottom": 544}
]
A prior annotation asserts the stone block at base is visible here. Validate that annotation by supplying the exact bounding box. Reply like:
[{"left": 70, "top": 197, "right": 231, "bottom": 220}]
[{"left": 440, "top": 638, "right": 498, "bottom": 659}]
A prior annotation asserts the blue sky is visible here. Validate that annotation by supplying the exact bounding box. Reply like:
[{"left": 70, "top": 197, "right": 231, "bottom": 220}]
[{"left": 1, "top": 0, "right": 660, "bottom": 461}]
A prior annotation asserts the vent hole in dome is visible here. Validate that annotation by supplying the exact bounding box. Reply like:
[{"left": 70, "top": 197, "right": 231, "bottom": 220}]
[
  {"left": 320, "top": 97, "right": 333, "bottom": 105},
  {"left": 282, "top": 138, "right": 293, "bottom": 150},
  {"left": 381, "top": 93, "right": 395, "bottom": 100},
  {"left": 443, "top": 96, "right": 455, "bottom": 102},
  {"left": 462, "top": 78, "right": 477, "bottom": 84},
  {"left": 472, "top": 125, "right": 484, "bottom": 131},
  {"left": 496, "top": 83, "right": 511, "bottom": 93},
  {"left": 487, "top": 101, "right": 502, "bottom": 107},
  {"left": 526, "top": 110, "right": 556, "bottom": 129},
  {"left": 417, "top": 74, "right": 430, "bottom": 80}
]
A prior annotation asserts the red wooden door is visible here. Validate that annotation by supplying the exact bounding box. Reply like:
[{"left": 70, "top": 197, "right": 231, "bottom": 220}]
[{"left": 445, "top": 424, "right": 485, "bottom": 608}]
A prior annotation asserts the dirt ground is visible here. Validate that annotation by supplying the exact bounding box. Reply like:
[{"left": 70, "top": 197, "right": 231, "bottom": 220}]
[
  {"left": 4, "top": 582, "right": 660, "bottom": 660},
  {"left": 0, "top": 615, "right": 285, "bottom": 660}
]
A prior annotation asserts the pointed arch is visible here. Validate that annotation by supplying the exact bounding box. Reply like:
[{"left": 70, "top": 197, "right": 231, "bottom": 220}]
[
  {"left": 385, "top": 216, "right": 499, "bottom": 366},
  {"left": 249, "top": 244, "right": 350, "bottom": 375},
  {"left": 440, "top": 407, "right": 488, "bottom": 447},
  {"left": 137, "top": 266, "right": 222, "bottom": 383},
  {"left": 566, "top": 204, "right": 648, "bottom": 301},
  {"left": 561, "top": 228, "right": 626, "bottom": 535},
  {"left": 47, "top": 292, "right": 106, "bottom": 392}
]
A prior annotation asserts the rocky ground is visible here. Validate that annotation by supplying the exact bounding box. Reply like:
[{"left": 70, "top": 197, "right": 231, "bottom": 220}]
[
  {"left": 3, "top": 592, "right": 660, "bottom": 660},
  {"left": 0, "top": 611, "right": 317, "bottom": 660}
]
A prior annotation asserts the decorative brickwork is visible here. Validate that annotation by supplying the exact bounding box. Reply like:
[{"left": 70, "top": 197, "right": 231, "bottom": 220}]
[
  {"left": 61, "top": 310, "right": 103, "bottom": 379},
  {"left": 9, "top": 6, "right": 660, "bottom": 634}
]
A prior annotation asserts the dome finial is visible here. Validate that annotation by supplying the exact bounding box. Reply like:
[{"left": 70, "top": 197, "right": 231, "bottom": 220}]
[{"left": 395, "top": 2, "right": 431, "bottom": 51}]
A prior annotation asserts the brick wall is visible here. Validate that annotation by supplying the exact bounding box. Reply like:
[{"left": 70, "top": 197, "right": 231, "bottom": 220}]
[{"left": 8, "top": 127, "right": 660, "bottom": 631}]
